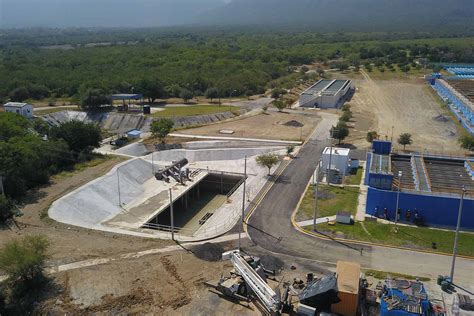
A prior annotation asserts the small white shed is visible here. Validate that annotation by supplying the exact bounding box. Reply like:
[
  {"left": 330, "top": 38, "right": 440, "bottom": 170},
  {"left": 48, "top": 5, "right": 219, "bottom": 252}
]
[
  {"left": 3, "top": 102, "right": 34, "bottom": 118},
  {"left": 321, "top": 147, "right": 350, "bottom": 176}
]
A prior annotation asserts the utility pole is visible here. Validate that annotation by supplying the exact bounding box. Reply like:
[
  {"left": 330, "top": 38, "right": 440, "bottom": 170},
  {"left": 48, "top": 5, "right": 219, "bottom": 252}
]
[
  {"left": 313, "top": 165, "right": 320, "bottom": 231},
  {"left": 239, "top": 156, "right": 247, "bottom": 251},
  {"left": 170, "top": 188, "right": 175, "bottom": 241},
  {"left": 394, "top": 171, "right": 402, "bottom": 231},
  {"left": 450, "top": 186, "right": 466, "bottom": 282},
  {"left": 151, "top": 152, "right": 155, "bottom": 174},
  {"left": 117, "top": 168, "right": 121, "bottom": 206},
  {"left": 327, "top": 130, "right": 334, "bottom": 185}
]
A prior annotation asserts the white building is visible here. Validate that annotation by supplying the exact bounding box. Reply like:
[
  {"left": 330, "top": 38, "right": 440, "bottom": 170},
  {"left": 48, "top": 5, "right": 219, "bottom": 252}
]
[
  {"left": 321, "top": 147, "right": 351, "bottom": 176},
  {"left": 3, "top": 102, "right": 34, "bottom": 118},
  {"left": 299, "top": 79, "right": 354, "bottom": 108}
]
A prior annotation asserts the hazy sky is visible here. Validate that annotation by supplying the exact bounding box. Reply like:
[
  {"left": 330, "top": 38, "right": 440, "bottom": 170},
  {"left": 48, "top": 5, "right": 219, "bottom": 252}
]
[{"left": 0, "top": 0, "right": 227, "bottom": 28}]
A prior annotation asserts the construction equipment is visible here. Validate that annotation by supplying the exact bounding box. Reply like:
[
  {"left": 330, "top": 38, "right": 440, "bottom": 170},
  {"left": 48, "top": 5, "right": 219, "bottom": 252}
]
[
  {"left": 154, "top": 158, "right": 191, "bottom": 184},
  {"left": 205, "top": 250, "right": 283, "bottom": 315}
]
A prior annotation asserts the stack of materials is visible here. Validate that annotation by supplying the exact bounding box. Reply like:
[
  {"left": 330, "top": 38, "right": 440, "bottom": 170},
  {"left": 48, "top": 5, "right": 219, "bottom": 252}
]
[
  {"left": 331, "top": 261, "right": 361, "bottom": 316},
  {"left": 380, "top": 278, "right": 430, "bottom": 315}
]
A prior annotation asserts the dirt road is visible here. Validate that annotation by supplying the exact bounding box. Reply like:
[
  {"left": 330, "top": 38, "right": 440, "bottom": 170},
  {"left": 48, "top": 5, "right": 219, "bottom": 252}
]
[{"left": 348, "top": 70, "right": 462, "bottom": 153}]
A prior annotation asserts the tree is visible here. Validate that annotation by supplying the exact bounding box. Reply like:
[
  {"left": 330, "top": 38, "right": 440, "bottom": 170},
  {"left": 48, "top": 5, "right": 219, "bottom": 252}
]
[
  {"left": 341, "top": 104, "right": 351, "bottom": 112},
  {"left": 0, "top": 235, "right": 49, "bottom": 313},
  {"left": 139, "top": 78, "right": 164, "bottom": 103},
  {"left": 80, "top": 88, "right": 110, "bottom": 111},
  {"left": 331, "top": 121, "right": 349, "bottom": 144},
  {"left": 205, "top": 87, "right": 219, "bottom": 102},
  {"left": 286, "top": 145, "right": 295, "bottom": 157},
  {"left": 50, "top": 120, "right": 101, "bottom": 153},
  {"left": 151, "top": 118, "right": 174, "bottom": 143},
  {"left": 0, "top": 196, "right": 13, "bottom": 223},
  {"left": 366, "top": 131, "right": 378, "bottom": 143},
  {"left": 339, "top": 111, "right": 352, "bottom": 122},
  {"left": 256, "top": 153, "right": 279, "bottom": 176},
  {"left": 32, "top": 119, "right": 50, "bottom": 137},
  {"left": 271, "top": 88, "right": 282, "bottom": 99},
  {"left": 458, "top": 135, "right": 474, "bottom": 151},
  {"left": 179, "top": 88, "right": 193, "bottom": 103},
  {"left": 273, "top": 100, "right": 286, "bottom": 112},
  {"left": 398, "top": 133, "right": 413, "bottom": 150},
  {"left": 9, "top": 87, "right": 30, "bottom": 102},
  {"left": 245, "top": 90, "right": 253, "bottom": 100},
  {"left": 0, "top": 112, "right": 31, "bottom": 141}
]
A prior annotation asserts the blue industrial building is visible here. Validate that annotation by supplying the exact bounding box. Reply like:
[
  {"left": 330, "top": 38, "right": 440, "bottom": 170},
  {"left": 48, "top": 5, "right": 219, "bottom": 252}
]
[
  {"left": 444, "top": 65, "right": 474, "bottom": 79},
  {"left": 365, "top": 141, "right": 474, "bottom": 231},
  {"left": 429, "top": 73, "right": 474, "bottom": 135}
]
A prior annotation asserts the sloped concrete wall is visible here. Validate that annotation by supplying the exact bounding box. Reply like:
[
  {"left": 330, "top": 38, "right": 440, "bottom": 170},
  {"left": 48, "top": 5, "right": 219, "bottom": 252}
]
[
  {"left": 43, "top": 110, "right": 237, "bottom": 133},
  {"left": 49, "top": 158, "right": 153, "bottom": 228}
]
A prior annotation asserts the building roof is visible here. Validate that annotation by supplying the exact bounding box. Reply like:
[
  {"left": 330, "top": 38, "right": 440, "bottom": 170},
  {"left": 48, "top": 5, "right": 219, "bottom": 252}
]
[
  {"left": 300, "top": 79, "right": 352, "bottom": 97},
  {"left": 111, "top": 94, "right": 143, "bottom": 100},
  {"left": 323, "top": 147, "right": 350, "bottom": 156},
  {"left": 336, "top": 261, "right": 360, "bottom": 294},
  {"left": 4, "top": 102, "right": 31, "bottom": 108},
  {"left": 126, "top": 129, "right": 142, "bottom": 136}
]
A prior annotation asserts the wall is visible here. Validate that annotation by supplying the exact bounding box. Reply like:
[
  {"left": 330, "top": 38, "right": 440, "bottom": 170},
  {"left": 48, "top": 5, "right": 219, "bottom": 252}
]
[{"left": 366, "top": 187, "right": 474, "bottom": 230}]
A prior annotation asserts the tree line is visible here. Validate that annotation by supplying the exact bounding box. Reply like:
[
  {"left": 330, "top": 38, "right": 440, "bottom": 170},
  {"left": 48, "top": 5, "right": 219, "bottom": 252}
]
[
  {"left": 0, "top": 112, "right": 102, "bottom": 222},
  {"left": 1, "top": 31, "right": 472, "bottom": 104}
]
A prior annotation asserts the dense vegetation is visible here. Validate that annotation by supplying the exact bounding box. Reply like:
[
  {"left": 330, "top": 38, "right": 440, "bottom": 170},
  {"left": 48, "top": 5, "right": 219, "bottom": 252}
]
[
  {"left": 0, "top": 235, "right": 50, "bottom": 314},
  {"left": 0, "top": 29, "right": 473, "bottom": 104},
  {"left": 0, "top": 112, "right": 101, "bottom": 221}
]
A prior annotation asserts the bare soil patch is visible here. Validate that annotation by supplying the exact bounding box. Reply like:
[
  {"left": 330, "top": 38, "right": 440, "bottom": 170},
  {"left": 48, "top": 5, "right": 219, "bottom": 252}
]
[
  {"left": 39, "top": 251, "right": 261, "bottom": 315},
  {"left": 180, "top": 110, "right": 321, "bottom": 141},
  {"left": 346, "top": 71, "right": 463, "bottom": 153}
]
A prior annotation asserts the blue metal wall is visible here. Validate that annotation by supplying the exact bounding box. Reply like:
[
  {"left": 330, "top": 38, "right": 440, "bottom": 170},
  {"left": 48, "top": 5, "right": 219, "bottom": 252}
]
[
  {"left": 372, "top": 140, "right": 392, "bottom": 155},
  {"left": 366, "top": 187, "right": 474, "bottom": 231},
  {"left": 431, "top": 79, "right": 474, "bottom": 135}
]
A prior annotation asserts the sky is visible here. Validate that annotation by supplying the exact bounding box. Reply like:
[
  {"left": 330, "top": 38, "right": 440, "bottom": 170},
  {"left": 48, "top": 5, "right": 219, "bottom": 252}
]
[{"left": 0, "top": 0, "right": 227, "bottom": 28}]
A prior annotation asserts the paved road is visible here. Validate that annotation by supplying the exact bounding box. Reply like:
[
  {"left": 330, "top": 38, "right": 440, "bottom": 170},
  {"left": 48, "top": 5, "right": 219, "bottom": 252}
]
[{"left": 246, "top": 112, "right": 474, "bottom": 286}]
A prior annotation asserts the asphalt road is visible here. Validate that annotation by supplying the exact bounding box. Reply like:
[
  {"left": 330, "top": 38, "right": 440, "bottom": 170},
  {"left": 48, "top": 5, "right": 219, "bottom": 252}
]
[
  {"left": 245, "top": 112, "right": 372, "bottom": 264},
  {"left": 246, "top": 112, "right": 474, "bottom": 284}
]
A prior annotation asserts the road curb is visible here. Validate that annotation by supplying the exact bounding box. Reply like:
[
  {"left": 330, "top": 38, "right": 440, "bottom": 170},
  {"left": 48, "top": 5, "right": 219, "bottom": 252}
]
[{"left": 243, "top": 118, "right": 323, "bottom": 234}]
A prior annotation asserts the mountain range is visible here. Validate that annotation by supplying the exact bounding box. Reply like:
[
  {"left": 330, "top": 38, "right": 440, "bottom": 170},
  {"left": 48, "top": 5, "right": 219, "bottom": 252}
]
[{"left": 1, "top": 0, "right": 473, "bottom": 32}]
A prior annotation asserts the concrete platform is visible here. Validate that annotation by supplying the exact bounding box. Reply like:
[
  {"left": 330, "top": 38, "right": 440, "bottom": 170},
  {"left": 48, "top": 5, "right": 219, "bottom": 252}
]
[{"left": 49, "top": 146, "right": 286, "bottom": 241}]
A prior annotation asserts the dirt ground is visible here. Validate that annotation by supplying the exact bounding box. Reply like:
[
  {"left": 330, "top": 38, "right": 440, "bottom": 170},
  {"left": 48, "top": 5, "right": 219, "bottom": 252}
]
[
  {"left": 179, "top": 110, "right": 321, "bottom": 141},
  {"left": 346, "top": 70, "right": 464, "bottom": 153},
  {"left": 37, "top": 243, "right": 321, "bottom": 314},
  {"left": 0, "top": 156, "right": 173, "bottom": 266}
]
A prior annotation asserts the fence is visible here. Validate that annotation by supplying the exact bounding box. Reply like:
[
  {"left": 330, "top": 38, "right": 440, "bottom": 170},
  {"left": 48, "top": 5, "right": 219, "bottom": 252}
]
[{"left": 366, "top": 186, "right": 474, "bottom": 230}]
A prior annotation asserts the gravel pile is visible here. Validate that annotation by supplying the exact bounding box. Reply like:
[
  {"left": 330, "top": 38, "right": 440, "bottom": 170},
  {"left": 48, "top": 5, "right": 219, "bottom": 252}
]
[
  {"left": 283, "top": 120, "right": 304, "bottom": 127},
  {"left": 191, "top": 243, "right": 224, "bottom": 262},
  {"left": 260, "top": 255, "right": 285, "bottom": 272},
  {"left": 433, "top": 114, "right": 449, "bottom": 122}
]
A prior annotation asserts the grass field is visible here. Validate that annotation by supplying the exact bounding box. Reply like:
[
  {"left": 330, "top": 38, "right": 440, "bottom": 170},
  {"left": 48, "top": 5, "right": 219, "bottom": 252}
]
[
  {"left": 151, "top": 104, "right": 237, "bottom": 117},
  {"left": 307, "top": 221, "right": 474, "bottom": 256},
  {"left": 54, "top": 155, "right": 115, "bottom": 178},
  {"left": 364, "top": 269, "right": 430, "bottom": 281},
  {"left": 296, "top": 184, "right": 359, "bottom": 221},
  {"left": 34, "top": 106, "right": 80, "bottom": 115},
  {"left": 344, "top": 167, "right": 363, "bottom": 185}
]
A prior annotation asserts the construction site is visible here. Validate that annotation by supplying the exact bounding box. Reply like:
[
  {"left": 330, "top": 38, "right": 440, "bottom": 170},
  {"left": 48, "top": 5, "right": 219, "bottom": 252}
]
[{"left": 2, "top": 65, "right": 474, "bottom": 315}]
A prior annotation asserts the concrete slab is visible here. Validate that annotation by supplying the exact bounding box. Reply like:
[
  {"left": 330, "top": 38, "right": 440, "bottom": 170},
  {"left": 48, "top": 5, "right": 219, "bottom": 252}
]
[{"left": 49, "top": 146, "right": 286, "bottom": 241}]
